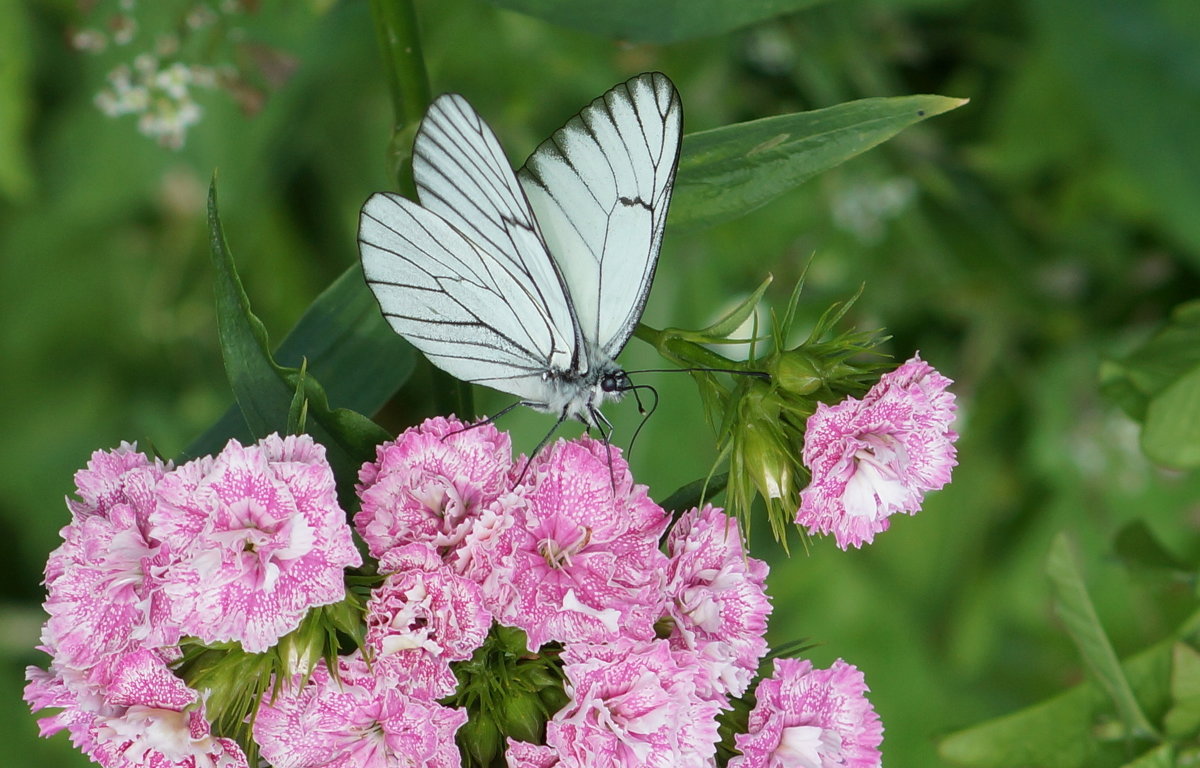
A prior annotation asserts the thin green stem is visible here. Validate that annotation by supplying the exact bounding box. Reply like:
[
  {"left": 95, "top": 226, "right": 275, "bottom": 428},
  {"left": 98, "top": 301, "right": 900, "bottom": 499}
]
[
  {"left": 368, "top": 0, "right": 473, "bottom": 419},
  {"left": 635, "top": 323, "right": 766, "bottom": 374},
  {"left": 369, "top": 0, "right": 431, "bottom": 197}
]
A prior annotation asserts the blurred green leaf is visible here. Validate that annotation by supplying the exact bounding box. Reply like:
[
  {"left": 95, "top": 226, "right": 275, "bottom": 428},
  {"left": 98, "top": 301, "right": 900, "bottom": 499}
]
[
  {"left": 1164, "top": 642, "right": 1200, "bottom": 739},
  {"left": 658, "top": 472, "right": 729, "bottom": 513},
  {"left": 939, "top": 630, "right": 1175, "bottom": 767},
  {"left": 205, "top": 181, "right": 392, "bottom": 496},
  {"left": 1119, "top": 743, "right": 1173, "bottom": 768},
  {"left": 1113, "top": 521, "right": 1191, "bottom": 576},
  {"left": 670, "top": 94, "right": 967, "bottom": 231},
  {"left": 1047, "top": 533, "right": 1160, "bottom": 741},
  {"left": 1144, "top": 366, "right": 1200, "bottom": 469},
  {"left": 1101, "top": 301, "right": 1200, "bottom": 468},
  {"left": 185, "top": 261, "right": 416, "bottom": 459},
  {"left": 479, "top": 0, "right": 830, "bottom": 43},
  {"left": 1029, "top": 0, "right": 1200, "bottom": 261},
  {"left": 0, "top": 0, "right": 34, "bottom": 200}
]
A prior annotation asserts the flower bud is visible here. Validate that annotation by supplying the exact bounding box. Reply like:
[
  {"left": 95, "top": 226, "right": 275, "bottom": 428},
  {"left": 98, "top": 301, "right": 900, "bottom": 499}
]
[
  {"left": 502, "top": 689, "right": 549, "bottom": 744},
  {"left": 769, "top": 351, "right": 823, "bottom": 396}
]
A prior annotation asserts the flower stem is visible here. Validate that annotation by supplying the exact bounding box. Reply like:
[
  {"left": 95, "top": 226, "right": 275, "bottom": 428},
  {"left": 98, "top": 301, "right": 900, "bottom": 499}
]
[
  {"left": 369, "top": 0, "right": 431, "bottom": 198},
  {"left": 368, "top": 0, "right": 474, "bottom": 419}
]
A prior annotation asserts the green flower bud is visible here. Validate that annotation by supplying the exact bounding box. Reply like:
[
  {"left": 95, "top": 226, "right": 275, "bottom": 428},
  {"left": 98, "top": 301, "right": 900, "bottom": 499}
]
[
  {"left": 457, "top": 708, "right": 504, "bottom": 767},
  {"left": 502, "top": 689, "right": 549, "bottom": 744},
  {"left": 769, "top": 351, "right": 823, "bottom": 396}
]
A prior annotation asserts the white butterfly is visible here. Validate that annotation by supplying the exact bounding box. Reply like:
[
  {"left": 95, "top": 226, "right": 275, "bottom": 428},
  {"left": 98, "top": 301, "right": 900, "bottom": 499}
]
[{"left": 358, "top": 72, "right": 683, "bottom": 433}]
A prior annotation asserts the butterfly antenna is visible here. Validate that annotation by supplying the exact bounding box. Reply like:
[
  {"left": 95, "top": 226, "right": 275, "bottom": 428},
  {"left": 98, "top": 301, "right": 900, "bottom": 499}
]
[
  {"left": 625, "top": 366, "right": 770, "bottom": 380},
  {"left": 622, "top": 383, "right": 659, "bottom": 470}
]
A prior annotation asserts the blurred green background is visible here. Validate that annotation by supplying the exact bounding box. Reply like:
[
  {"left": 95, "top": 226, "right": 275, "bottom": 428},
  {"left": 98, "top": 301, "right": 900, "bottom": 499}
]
[{"left": 5, "top": 0, "right": 1200, "bottom": 766}]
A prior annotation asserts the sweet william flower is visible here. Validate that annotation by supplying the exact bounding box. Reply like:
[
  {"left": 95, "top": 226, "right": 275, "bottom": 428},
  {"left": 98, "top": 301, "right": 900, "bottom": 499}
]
[
  {"left": 355, "top": 416, "right": 516, "bottom": 563},
  {"left": 664, "top": 505, "right": 771, "bottom": 700},
  {"left": 547, "top": 638, "right": 722, "bottom": 768},
  {"left": 150, "top": 434, "right": 362, "bottom": 652},
  {"left": 797, "top": 354, "right": 957, "bottom": 549},
  {"left": 730, "top": 658, "right": 882, "bottom": 768},
  {"left": 253, "top": 651, "right": 467, "bottom": 768},
  {"left": 499, "top": 437, "right": 670, "bottom": 649},
  {"left": 505, "top": 739, "right": 559, "bottom": 767},
  {"left": 27, "top": 648, "right": 247, "bottom": 768},
  {"left": 364, "top": 543, "right": 492, "bottom": 698}
]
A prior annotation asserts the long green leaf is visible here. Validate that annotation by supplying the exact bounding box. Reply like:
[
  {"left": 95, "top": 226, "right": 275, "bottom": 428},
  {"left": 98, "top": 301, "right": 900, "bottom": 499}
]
[
  {"left": 670, "top": 94, "right": 967, "bottom": 231},
  {"left": 185, "top": 255, "right": 415, "bottom": 459},
  {"left": 480, "top": 0, "right": 830, "bottom": 44},
  {"left": 203, "top": 181, "right": 394, "bottom": 498},
  {"left": 1046, "top": 532, "right": 1160, "bottom": 741},
  {"left": 939, "top": 627, "right": 1184, "bottom": 767}
]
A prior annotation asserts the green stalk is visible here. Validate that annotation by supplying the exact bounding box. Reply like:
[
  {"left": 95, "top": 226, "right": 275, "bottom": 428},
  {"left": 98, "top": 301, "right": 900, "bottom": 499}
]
[
  {"left": 368, "top": 0, "right": 474, "bottom": 419},
  {"left": 635, "top": 323, "right": 766, "bottom": 375},
  {"left": 369, "top": 0, "right": 431, "bottom": 197}
]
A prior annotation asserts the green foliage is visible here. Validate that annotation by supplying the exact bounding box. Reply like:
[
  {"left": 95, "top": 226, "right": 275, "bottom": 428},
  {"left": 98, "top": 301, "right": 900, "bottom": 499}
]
[
  {"left": 204, "top": 181, "right": 394, "bottom": 499},
  {"left": 480, "top": 0, "right": 831, "bottom": 44},
  {"left": 8, "top": 0, "right": 1200, "bottom": 766},
  {"left": 672, "top": 95, "right": 967, "bottom": 231},
  {"left": 1102, "top": 301, "right": 1200, "bottom": 468}
]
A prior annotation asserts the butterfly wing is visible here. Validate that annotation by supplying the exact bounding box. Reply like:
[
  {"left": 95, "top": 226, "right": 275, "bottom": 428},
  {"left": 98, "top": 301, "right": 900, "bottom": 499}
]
[
  {"left": 359, "top": 193, "right": 574, "bottom": 401},
  {"left": 517, "top": 72, "right": 683, "bottom": 360},
  {"left": 358, "top": 93, "right": 582, "bottom": 402},
  {"left": 413, "top": 93, "right": 586, "bottom": 368}
]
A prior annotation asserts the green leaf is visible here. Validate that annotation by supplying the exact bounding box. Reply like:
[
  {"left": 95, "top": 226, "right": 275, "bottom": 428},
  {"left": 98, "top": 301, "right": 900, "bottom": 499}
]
[
  {"left": 1046, "top": 532, "right": 1160, "bottom": 741},
  {"left": 1100, "top": 300, "right": 1200, "bottom": 468},
  {"left": 691, "top": 274, "right": 773, "bottom": 340},
  {"left": 479, "top": 0, "right": 831, "bottom": 44},
  {"left": 185, "top": 254, "right": 416, "bottom": 460},
  {"left": 1164, "top": 642, "right": 1200, "bottom": 739},
  {"left": 1113, "top": 521, "right": 1191, "bottom": 576},
  {"left": 670, "top": 94, "right": 968, "bottom": 231},
  {"left": 1143, "top": 365, "right": 1200, "bottom": 469},
  {"left": 0, "top": 0, "right": 34, "bottom": 200},
  {"left": 1119, "top": 744, "right": 1174, "bottom": 768},
  {"left": 938, "top": 630, "right": 1177, "bottom": 767},
  {"left": 659, "top": 472, "right": 729, "bottom": 513},
  {"left": 204, "top": 181, "right": 393, "bottom": 497}
]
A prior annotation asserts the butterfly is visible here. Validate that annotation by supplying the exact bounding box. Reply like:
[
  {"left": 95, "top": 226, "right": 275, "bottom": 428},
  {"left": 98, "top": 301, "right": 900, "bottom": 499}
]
[{"left": 358, "top": 72, "right": 683, "bottom": 436}]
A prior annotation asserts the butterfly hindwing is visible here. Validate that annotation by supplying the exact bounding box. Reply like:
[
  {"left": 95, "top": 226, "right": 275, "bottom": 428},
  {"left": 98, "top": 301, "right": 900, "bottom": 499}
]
[{"left": 518, "top": 72, "right": 683, "bottom": 360}]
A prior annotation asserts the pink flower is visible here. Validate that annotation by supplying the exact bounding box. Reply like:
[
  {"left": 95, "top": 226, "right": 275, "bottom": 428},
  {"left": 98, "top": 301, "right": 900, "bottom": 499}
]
[
  {"left": 506, "top": 739, "right": 559, "bottom": 767},
  {"left": 254, "top": 652, "right": 467, "bottom": 768},
  {"left": 151, "top": 434, "right": 362, "bottom": 653},
  {"left": 547, "top": 638, "right": 721, "bottom": 768},
  {"left": 364, "top": 543, "right": 491, "bottom": 698},
  {"left": 665, "top": 505, "right": 772, "bottom": 699},
  {"left": 498, "top": 437, "right": 669, "bottom": 649},
  {"left": 797, "top": 354, "right": 957, "bottom": 549},
  {"left": 730, "top": 658, "right": 882, "bottom": 768},
  {"left": 41, "top": 444, "right": 177, "bottom": 672},
  {"left": 26, "top": 648, "right": 247, "bottom": 768},
  {"left": 355, "top": 416, "right": 516, "bottom": 561}
]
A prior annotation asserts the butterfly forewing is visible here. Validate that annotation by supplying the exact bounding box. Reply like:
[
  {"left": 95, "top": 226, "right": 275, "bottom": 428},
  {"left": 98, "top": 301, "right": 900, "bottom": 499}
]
[
  {"left": 359, "top": 191, "right": 572, "bottom": 402},
  {"left": 518, "top": 72, "right": 683, "bottom": 360},
  {"left": 413, "top": 94, "right": 585, "bottom": 369}
]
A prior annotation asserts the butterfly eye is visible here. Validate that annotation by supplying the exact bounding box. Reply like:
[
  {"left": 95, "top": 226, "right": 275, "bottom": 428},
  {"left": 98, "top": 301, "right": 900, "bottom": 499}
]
[{"left": 601, "top": 372, "right": 627, "bottom": 393}]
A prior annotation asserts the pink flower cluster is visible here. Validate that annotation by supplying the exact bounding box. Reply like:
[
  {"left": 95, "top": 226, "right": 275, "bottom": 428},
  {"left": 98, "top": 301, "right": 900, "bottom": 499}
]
[
  {"left": 798, "top": 354, "right": 958, "bottom": 549},
  {"left": 28, "top": 417, "right": 887, "bottom": 768},
  {"left": 349, "top": 416, "right": 778, "bottom": 767},
  {"left": 25, "top": 435, "right": 362, "bottom": 768}
]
